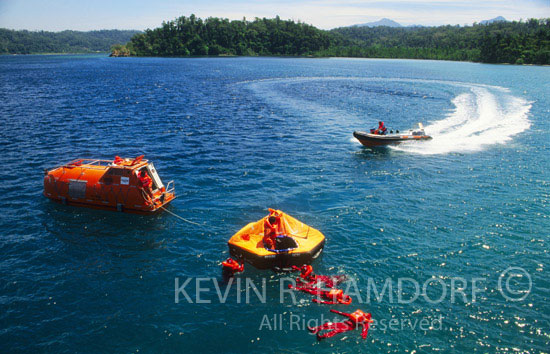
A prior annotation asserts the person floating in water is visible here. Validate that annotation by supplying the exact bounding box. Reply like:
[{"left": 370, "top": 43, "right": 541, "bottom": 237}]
[
  {"left": 308, "top": 309, "right": 372, "bottom": 341},
  {"left": 288, "top": 283, "right": 352, "bottom": 305},
  {"left": 221, "top": 257, "right": 244, "bottom": 276},
  {"left": 370, "top": 121, "right": 387, "bottom": 135},
  {"left": 291, "top": 265, "right": 347, "bottom": 288}
]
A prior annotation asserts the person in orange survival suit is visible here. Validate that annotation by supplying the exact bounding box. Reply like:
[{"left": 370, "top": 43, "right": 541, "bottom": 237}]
[
  {"left": 263, "top": 210, "right": 282, "bottom": 249},
  {"left": 292, "top": 264, "right": 347, "bottom": 288},
  {"left": 370, "top": 121, "right": 387, "bottom": 135},
  {"left": 377, "top": 121, "right": 387, "bottom": 135},
  {"left": 137, "top": 169, "right": 154, "bottom": 203}
]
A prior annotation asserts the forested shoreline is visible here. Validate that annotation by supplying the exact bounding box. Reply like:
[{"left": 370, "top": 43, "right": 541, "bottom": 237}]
[
  {"left": 2, "top": 16, "right": 549, "bottom": 65},
  {"left": 116, "top": 15, "right": 550, "bottom": 65},
  {"left": 331, "top": 20, "right": 550, "bottom": 64},
  {"left": 0, "top": 29, "right": 139, "bottom": 54}
]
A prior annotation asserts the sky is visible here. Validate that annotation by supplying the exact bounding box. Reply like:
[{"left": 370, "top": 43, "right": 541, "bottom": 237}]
[{"left": 0, "top": 0, "right": 549, "bottom": 31}]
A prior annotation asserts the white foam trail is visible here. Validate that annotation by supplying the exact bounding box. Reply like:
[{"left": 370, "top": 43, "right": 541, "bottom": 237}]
[
  {"left": 239, "top": 77, "right": 532, "bottom": 155},
  {"left": 394, "top": 85, "right": 532, "bottom": 155}
]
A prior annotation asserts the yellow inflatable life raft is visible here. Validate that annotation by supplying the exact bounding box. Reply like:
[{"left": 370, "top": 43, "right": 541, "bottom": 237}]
[{"left": 227, "top": 209, "right": 325, "bottom": 270}]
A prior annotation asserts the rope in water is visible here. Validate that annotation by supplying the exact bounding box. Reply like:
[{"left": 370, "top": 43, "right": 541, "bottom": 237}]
[
  {"left": 140, "top": 189, "right": 200, "bottom": 226},
  {"left": 159, "top": 205, "right": 201, "bottom": 226}
]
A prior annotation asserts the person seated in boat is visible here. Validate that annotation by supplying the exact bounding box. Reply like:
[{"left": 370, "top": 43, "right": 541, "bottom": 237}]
[
  {"left": 137, "top": 169, "right": 154, "bottom": 202},
  {"left": 263, "top": 212, "right": 281, "bottom": 249},
  {"left": 370, "top": 121, "right": 387, "bottom": 135},
  {"left": 375, "top": 121, "right": 387, "bottom": 135}
]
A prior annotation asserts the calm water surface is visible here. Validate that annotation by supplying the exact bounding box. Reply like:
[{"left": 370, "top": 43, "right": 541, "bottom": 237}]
[{"left": 0, "top": 55, "right": 549, "bottom": 353}]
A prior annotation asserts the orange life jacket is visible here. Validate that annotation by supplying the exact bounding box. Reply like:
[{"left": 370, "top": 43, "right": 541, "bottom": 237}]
[
  {"left": 113, "top": 156, "right": 124, "bottom": 165},
  {"left": 264, "top": 213, "right": 281, "bottom": 238},
  {"left": 131, "top": 155, "right": 144, "bottom": 165},
  {"left": 326, "top": 289, "right": 352, "bottom": 305},
  {"left": 262, "top": 235, "right": 275, "bottom": 249},
  {"left": 300, "top": 265, "right": 313, "bottom": 279},
  {"left": 328, "top": 288, "right": 344, "bottom": 299},
  {"left": 263, "top": 210, "right": 284, "bottom": 248},
  {"left": 349, "top": 309, "right": 370, "bottom": 324},
  {"left": 374, "top": 122, "right": 387, "bottom": 135},
  {"left": 138, "top": 174, "right": 152, "bottom": 188},
  {"left": 222, "top": 258, "right": 244, "bottom": 273}
]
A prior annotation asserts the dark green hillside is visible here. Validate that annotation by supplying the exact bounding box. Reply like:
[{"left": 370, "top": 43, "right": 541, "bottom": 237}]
[
  {"left": 2, "top": 15, "right": 548, "bottom": 64},
  {"left": 125, "top": 15, "right": 339, "bottom": 57},
  {"left": 330, "top": 18, "right": 550, "bottom": 64},
  {"left": 117, "top": 15, "right": 550, "bottom": 65},
  {"left": 0, "top": 29, "right": 140, "bottom": 54}
]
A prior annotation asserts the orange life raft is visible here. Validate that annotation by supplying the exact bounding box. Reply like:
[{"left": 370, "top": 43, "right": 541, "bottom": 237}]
[
  {"left": 43, "top": 156, "right": 175, "bottom": 213},
  {"left": 228, "top": 209, "right": 325, "bottom": 270}
]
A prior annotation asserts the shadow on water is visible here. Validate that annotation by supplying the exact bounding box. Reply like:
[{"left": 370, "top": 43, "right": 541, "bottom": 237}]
[
  {"left": 352, "top": 146, "right": 396, "bottom": 159},
  {"left": 40, "top": 200, "right": 173, "bottom": 252}
]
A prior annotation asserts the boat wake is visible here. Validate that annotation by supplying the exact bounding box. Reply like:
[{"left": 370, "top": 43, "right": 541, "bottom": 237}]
[
  {"left": 239, "top": 77, "right": 532, "bottom": 155},
  {"left": 393, "top": 84, "right": 532, "bottom": 155}
]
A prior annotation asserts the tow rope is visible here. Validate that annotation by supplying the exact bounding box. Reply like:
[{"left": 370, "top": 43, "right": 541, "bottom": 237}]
[
  {"left": 159, "top": 205, "right": 201, "bottom": 226},
  {"left": 140, "top": 189, "right": 200, "bottom": 226}
]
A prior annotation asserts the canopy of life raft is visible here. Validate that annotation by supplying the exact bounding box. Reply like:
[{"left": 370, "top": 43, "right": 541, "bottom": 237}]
[{"left": 228, "top": 209, "right": 325, "bottom": 257}]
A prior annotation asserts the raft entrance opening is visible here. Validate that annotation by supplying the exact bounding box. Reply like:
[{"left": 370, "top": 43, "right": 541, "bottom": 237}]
[{"left": 274, "top": 235, "right": 299, "bottom": 252}]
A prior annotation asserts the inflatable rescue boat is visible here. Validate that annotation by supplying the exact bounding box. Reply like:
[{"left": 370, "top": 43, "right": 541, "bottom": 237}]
[
  {"left": 228, "top": 209, "right": 325, "bottom": 270},
  {"left": 354, "top": 123, "right": 432, "bottom": 147},
  {"left": 43, "top": 156, "right": 175, "bottom": 213}
]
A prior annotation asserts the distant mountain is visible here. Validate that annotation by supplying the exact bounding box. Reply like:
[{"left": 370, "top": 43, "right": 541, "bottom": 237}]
[
  {"left": 350, "top": 16, "right": 508, "bottom": 28},
  {"left": 353, "top": 18, "right": 402, "bottom": 28},
  {"left": 480, "top": 16, "right": 507, "bottom": 25}
]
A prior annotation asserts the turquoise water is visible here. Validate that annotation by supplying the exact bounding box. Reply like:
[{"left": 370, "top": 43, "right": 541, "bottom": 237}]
[{"left": 0, "top": 55, "right": 549, "bottom": 353}]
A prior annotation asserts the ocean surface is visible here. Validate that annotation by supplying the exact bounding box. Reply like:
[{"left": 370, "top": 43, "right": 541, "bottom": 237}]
[{"left": 0, "top": 55, "right": 548, "bottom": 353}]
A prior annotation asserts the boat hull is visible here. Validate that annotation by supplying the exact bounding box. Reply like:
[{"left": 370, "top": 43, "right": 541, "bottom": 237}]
[
  {"left": 43, "top": 191, "right": 176, "bottom": 214},
  {"left": 353, "top": 131, "right": 432, "bottom": 147},
  {"left": 43, "top": 157, "right": 175, "bottom": 214}
]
